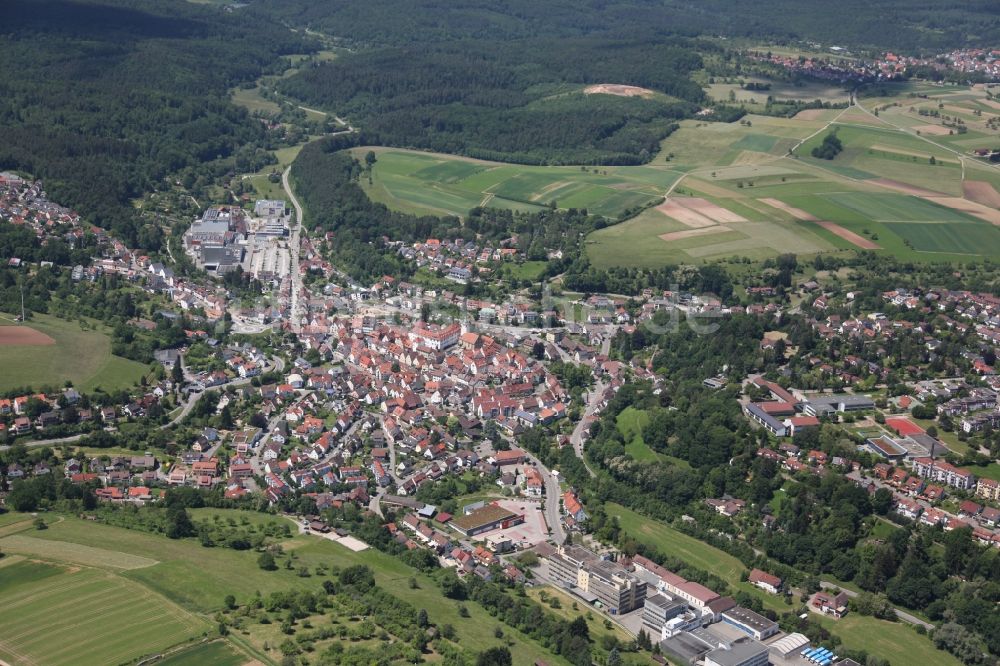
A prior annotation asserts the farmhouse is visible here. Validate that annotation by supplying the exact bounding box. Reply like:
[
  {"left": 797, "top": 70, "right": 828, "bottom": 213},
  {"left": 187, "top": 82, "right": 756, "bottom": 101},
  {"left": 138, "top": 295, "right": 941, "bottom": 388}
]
[{"left": 748, "top": 568, "right": 782, "bottom": 594}]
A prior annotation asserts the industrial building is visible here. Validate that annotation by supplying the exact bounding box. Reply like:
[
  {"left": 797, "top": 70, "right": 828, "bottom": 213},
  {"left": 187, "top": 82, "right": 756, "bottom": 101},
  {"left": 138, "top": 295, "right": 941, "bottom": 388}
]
[
  {"left": 545, "top": 545, "right": 647, "bottom": 614},
  {"left": 705, "top": 638, "right": 769, "bottom": 666},
  {"left": 719, "top": 607, "right": 778, "bottom": 641}
]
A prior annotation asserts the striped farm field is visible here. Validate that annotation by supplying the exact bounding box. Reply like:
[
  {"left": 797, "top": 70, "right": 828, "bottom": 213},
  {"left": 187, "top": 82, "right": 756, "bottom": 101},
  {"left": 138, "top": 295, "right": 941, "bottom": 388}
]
[
  {"left": 0, "top": 561, "right": 208, "bottom": 666},
  {"left": 352, "top": 146, "right": 680, "bottom": 219}
]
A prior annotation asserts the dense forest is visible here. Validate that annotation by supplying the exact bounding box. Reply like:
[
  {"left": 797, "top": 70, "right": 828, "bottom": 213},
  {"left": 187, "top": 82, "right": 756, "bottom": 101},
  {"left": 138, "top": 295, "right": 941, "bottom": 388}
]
[
  {"left": 279, "top": 40, "right": 702, "bottom": 165},
  {"left": 251, "top": 0, "right": 1000, "bottom": 53},
  {"left": 0, "top": 0, "right": 311, "bottom": 247}
]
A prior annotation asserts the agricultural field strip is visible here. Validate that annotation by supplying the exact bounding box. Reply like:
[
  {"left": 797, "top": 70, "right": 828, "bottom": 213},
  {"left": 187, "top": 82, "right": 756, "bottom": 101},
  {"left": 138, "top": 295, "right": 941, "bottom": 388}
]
[
  {"left": 0, "top": 534, "right": 160, "bottom": 569},
  {"left": 0, "top": 566, "right": 206, "bottom": 666}
]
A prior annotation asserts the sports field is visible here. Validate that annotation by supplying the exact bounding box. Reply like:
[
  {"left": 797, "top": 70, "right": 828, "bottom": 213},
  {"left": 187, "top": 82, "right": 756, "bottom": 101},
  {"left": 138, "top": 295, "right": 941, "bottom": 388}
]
[
  {"left": 0, "top": 312, "right": 149, "bottom": 393},
  {"left": 353, "top": 147, "right": 680, "bottom": 219}
]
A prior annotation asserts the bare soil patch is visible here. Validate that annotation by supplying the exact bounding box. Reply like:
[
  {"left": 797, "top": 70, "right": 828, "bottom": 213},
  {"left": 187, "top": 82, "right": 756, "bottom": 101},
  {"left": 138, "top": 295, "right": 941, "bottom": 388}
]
[
  {"left": 674, "top": 197, "right": 747, "bottom": 223},
  {"left": 584, "top": 83, "right": 655, "bottom": 98},
  {"left": 758, "top": 197, "right": 817, "bottom": 221},
  {"left": 0, "top": 326, "right": 55, "bottom": 346},
  {"left": 659, "top": 226, "right": 732, "bottom": 242},
  {"left": 963, "top": 181, "right": 1000, "bottom": 208},
  {"left": 815, "top": 220, "right": 881, "bottom": 249},
  {"left": 928, "top": 197, "right": 1000, "bottom": 225},
  {"left": 870, "top": 178, "right": 945, "bottom": 197},
  {"left": 656, "top": 199, "right": 716, "bottom": 228},
  {"left": 794, "top": 109, "right": 828, "bottom": 121},
  {"left": 979, "top": 99, "right": 1000, "bottom": 111},
  {"left": 914, "top": 124, "right": 952, "bottom": 136}
]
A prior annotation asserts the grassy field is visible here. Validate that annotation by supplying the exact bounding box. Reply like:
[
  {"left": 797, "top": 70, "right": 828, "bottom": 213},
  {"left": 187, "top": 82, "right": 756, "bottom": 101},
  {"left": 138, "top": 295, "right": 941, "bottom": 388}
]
[
  {"left": 231, "top": 85, "right": 281, "bottom": 115},
  {"left": 962, "top": 462, "right": 1000, "bottom": 482},
  {"left": 155, "top": 641, "right": 246, "bottom": 666},
  {"left": 0, "top": 558, "right": 209, "bottom": 666},
  {"left": 705, "top": 77, "right": 850, "bottom": 105},
  {"left": 580, "top": 81, "right": 1000, "bottom": 267},
  {"left": 606, "top": 503, "right": 790, "bottom": 613},
  {"left": 616, "top": 407, "right": 658, "bottom": 462},
  {"left": 352, "top": 147, "right": 679, "bottom": 219},
  {"left": 815, "top": 615, "right": 964, "bottom": 666},
  {"left": 0, "top": 312, "right": 149, "bottom": 393},
  {"left": 0, "top": 513, "right": 571, "bottom": 665}
]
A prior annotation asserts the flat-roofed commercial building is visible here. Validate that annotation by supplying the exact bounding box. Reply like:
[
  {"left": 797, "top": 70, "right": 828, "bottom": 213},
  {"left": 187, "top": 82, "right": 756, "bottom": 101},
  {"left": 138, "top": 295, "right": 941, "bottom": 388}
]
[
  {"left": 449, "top": 503, "right": 523, "bottom": 537},
  {"left": 720, "top": 607, "right": 778, "bottom": 641},
  {"left": 547, "top": 545, "right": 645, "bottom": 614},
  {"left": 547, "top": 545, "right": 601, "bottom": 587},
  {"left": 581, "top": 558, "right": 647, "bottom": 615},
  {"left": 705, "top": 638, "right": 769, "bottom": 666}
]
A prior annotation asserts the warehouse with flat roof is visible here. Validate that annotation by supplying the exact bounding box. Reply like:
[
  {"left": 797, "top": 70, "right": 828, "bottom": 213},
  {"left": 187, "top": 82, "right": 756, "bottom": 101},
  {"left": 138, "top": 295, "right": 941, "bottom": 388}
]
[
  {"left": 720, "top": 607, "right": 778, "bottom": 641},
  {"left": 450, "top": 503, "right": 523, "bottom": 537}
]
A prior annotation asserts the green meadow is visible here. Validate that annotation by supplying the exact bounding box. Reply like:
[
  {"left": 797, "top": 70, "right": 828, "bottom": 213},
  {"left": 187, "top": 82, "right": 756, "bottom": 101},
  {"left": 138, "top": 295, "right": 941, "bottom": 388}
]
[
  {"left": 352, "top": 147, "right": 680, "bottom": 219},
  {"left": 0, "top": 312, "right": 149, "bottom": 393}
]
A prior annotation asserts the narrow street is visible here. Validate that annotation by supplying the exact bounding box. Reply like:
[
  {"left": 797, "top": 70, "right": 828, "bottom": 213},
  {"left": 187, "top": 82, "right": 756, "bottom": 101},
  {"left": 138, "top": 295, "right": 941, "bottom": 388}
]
[
  {"left": 570, "top": 380, "right": 605, "bottom": 478},
  {"left": 281, "top": 166, "right": 304, "bottom": 333}
]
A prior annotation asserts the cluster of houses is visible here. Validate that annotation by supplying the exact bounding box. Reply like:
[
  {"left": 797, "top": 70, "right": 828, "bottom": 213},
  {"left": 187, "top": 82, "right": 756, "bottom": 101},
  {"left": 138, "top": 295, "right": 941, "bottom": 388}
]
[
  {"left": 0, "top": 384, "right": 169, "bottom": 439},
  {"left": 388, "top": 502, "right": 529, "bottom": 584},
  {"left": 393, "top": 236, "right": 522, "bottom": 284},
  {"left": 0, "top": 172, "right": 139, "bottom": 280},
  {"left": 745, "top": 46, "right": 1000, "bottom": 86}
]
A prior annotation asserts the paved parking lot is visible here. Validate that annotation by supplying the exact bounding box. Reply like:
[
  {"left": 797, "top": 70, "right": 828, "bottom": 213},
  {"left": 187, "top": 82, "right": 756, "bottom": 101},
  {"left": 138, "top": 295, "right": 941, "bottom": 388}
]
[{"left": 478, "top": 499, "right": 550, "bottom": 547}]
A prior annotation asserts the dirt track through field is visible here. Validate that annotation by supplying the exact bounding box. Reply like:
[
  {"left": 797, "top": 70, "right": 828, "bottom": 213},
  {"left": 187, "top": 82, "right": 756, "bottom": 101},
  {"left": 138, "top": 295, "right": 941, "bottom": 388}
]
[
  {"left": 814, "top": 221, "right": 881, "bottom": 249},
  {"left": 0, "top": 327, "right": 55, "bottom": 346},
  {"left": 758, "top": 198, "right": 818, "bottom": 221}
]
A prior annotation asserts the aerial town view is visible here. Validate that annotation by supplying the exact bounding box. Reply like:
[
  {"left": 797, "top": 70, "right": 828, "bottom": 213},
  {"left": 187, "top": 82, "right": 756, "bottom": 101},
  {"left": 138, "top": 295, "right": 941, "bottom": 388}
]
[{"left": 4, "top": 1, "right": 1000, "bottom": 666}]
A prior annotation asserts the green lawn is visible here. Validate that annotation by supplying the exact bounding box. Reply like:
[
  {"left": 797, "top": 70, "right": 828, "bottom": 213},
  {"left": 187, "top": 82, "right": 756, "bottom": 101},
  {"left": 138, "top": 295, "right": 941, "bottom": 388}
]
[
  {"left": 815, "top": 615, "right": 963, "bottom": 666},
  {"left": 962, "top": 462, "right": 1000, "bottom": 482},
  {"left": 0, "top": 312, "right": 149, "bottom": 393},
  {"left": 617, "top": 407, "right": 658, "bottom": 462},
  {"left": 500, "top": 260, "right": 549, "bottom": 282},
  {"left": 230, "top": 85, "right": 281, "bottom": 115}
]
